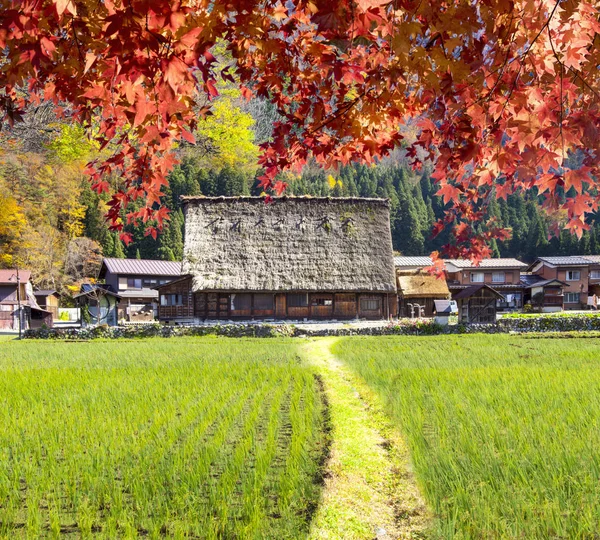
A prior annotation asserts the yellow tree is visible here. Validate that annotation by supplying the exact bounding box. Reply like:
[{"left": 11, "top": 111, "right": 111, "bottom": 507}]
[{"left": 0, "top": 185, "right": 27, "bottom": 267}]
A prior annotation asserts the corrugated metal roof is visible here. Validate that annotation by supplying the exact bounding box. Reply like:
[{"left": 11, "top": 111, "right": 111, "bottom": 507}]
[
  {"left": 34, "top": 289, "right": 57, "bottom": 296},
  {"left": 444, "top": 258, "right": 528, "bottom": 269},
  {"left": 393, "top": 256, "right": 433, "bottom": 267},
  {"left": 537, "top": 256, "right": 594, "bottom": 266},
  {"left": 0, "top": 269, "right": 31, "bottom": 284},
  {"left": 101, "top": 258, "right": 182, "bottom": 276}
]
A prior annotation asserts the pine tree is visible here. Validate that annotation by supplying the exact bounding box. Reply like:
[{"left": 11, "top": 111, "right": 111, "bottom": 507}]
[{"left": 112, "top": 233, "right": 126, "bottom": 258}]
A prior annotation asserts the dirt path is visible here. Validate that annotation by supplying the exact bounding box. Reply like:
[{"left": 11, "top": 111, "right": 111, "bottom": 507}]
[{"left": 301, "top": 337, "right": 431, "bottom": 540}]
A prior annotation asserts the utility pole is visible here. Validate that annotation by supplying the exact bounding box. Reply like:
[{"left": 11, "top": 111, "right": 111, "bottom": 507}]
[{"left": 15, "top": 266, "right": 22, "bottom": 340}]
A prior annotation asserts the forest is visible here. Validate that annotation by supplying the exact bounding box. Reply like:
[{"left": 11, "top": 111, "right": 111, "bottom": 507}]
[{"left": 1, "top": 96, "right": 599, "bottom": 294}]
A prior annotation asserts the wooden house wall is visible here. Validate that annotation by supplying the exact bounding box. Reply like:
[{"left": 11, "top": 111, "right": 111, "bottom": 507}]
[
  {"left": 157, "top": 286, "right": 395, "bottom": 321},
  {"left": 399, "top": 297, "right": 437, "bottom": 318},
  {"left": 157, "top": 278, "right": 194, "bottom": 320},
  {"left": 459, "top": 290, "right": 498, "bottom": 324}
]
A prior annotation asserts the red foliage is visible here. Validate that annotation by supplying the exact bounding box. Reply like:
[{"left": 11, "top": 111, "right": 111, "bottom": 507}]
[{"left": 1, "top": 0, "right": 599, "bottom": 260}]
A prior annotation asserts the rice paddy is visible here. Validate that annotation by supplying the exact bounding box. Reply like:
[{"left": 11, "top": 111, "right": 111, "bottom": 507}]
[
  {"left": 333, "top": 333, "right": 600, "bottom": 538},
  {"left": 0, "top": 338, "right": 328, "bottom": 538},
  {"left": 4, "top": 333, "right": 600, "bottom": 539}
]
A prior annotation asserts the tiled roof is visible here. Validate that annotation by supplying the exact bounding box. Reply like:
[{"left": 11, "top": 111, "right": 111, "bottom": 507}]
[
  {"left": 583, "top": 255, "right": 600, "bottom": 264},
  {"left": 536, "top": 256, "right": 594, "bottom": 266},
  {"left": 444, "top": 258, "right": 528, "bottom": 269},
  {"left": 393, "top": 256, "right": 433, "bottom": 267},
  {"left": 0, "top": 269, "right": 31, "bottom": 284},
  {"left": 101, "top": 258, "right": 182, "bottom": 277}
]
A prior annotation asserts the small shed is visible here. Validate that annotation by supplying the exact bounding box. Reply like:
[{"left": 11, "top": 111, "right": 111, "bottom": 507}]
[
  {"left": 34, "top": 290, "right": 60, "bottom": 320},
  {"left": 73, "top": 284, "right": 121, "bottom": 326},
  {"left": 453, "top": 284, "right": 503, "bottom": 324},
  {"left": 397, "top": 270, "right": 450, "bottom": 318},
  {"left": 433, "top": 299, "right": 458, "bottom": 325}
]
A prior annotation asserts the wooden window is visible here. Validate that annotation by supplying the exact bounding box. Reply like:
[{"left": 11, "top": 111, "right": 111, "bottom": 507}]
[
  {"left": 360, "top": 298, "right": 381, "bottom": 311},
  {"left": 160, "top": 294, "right": 183, "bottom": 306},
  {"left": 566, "top": 270, "right": 581, "bottom": 281},
  {"left": 127, "top": 278, "right": 142, "bottom": 289},
  {"left": 470, "top": 272, "right": 484, "bottom": 283},
  {"left": 288, "top": 293, "right": 309, "bottom": 307},
  {"left": 492, "top": 271, "right": 505, "bottom": 283},
  {"left": 254, "top": 294, "right": 274, "bottom": 310},
  {"left": 142, "top": 278, "right": 157, "bottom": 287},
  {"left": 231, "top": 293, "right": 251, "bottom": 311},
  {"left": 314, "top": 297, "right": 332, "bottom": 306}
]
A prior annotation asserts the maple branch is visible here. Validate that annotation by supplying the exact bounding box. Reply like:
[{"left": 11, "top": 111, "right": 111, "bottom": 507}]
[
  {"left": 547, "top": 26, "right": 565, "bottom": 165},
  {"left": 498, "top": 0, "right": 561, "bottom": 116},
  {"left": 306, "top": 91, "right": 365, "bottom": 135}
]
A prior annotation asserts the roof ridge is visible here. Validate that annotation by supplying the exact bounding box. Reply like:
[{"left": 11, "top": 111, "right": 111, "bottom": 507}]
[{"left": 181, "top": 195, "right": 389, "bottom": 205}]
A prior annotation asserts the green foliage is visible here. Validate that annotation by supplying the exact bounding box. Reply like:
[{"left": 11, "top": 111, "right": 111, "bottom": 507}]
[
  {"left": 334, "top": 334, "right": 600, "bottom": 538},
  {"left": 47, "top": 124, "right": 96, "bottom": 163},
  {"left": 195, "top": 90, "right": 259, "bottom": 174}
]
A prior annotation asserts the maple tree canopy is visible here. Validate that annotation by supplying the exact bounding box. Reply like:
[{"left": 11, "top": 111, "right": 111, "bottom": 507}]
[{"left": 2, "top": 0, "right": 599, "bottom": 260}]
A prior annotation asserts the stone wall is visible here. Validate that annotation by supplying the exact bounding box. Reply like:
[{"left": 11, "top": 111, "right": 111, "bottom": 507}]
[{"left": 22, "top": 314, "right": 600, "bottom": 340}]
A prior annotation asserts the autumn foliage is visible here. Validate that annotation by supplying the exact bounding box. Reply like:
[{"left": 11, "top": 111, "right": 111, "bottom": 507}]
[{"left": 1, "top": 0, "right": 599, "bottom": 258}]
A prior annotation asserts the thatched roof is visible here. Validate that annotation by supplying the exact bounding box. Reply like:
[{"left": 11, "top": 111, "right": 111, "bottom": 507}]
[
  {"left": 397, "top": 270, "right": 450, "bottom": 298},
  {"left": 181, "top": 196, "right": 397, "bottom": 293}
]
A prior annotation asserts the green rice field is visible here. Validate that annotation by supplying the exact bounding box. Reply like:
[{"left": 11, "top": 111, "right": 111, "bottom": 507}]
[
  {"left": 334, "top": 334, "right": 600, "bottom": 538},
  {"left": 0, "top": 338, "right": 327, "bottom": 538},
  {"left": 3, "top": 333, "right": 600, "bottom": 538}
]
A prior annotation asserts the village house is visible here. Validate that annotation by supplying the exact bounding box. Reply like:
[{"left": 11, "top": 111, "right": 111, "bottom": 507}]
[
  {"left": 519, "top": 274, "right": 566, "bottom": 312},
  {"left": 395, "top": 266, "right": 450, "bottom": 318},
  {"left": 444, "top": 258, "right": 528, "bottom": 311},
  {"left": 0, "top": 269, "right": 53, "bottom": 330},
  {"left": 98, "top": 258, "right": 182, "bottom": 322},
  {"left": 528, "top": 256, "right": 600, "bottom": 310},
  {"left": 157, "top": 196, "right": 397, "bottom": 323}
]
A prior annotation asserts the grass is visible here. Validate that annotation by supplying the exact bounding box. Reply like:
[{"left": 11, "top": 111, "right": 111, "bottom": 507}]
[
  {"left": 301, "top": 339, "right": 429, "bottom": 539},
  {"left": 0, "top": 337, "right": 328, "bottom": 538},
  {"left": 332, "top": 334, "right": 600, "bottom": 538}
]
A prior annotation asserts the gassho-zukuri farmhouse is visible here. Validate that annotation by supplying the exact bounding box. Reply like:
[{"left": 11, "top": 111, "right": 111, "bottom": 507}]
[{"left": 156, "top": 196, "right": 398, "bottom": 323}]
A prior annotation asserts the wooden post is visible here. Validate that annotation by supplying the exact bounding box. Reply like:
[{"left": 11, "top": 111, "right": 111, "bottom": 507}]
[{"left": 15, "top": 267, "right": 22, "bottom": 339}]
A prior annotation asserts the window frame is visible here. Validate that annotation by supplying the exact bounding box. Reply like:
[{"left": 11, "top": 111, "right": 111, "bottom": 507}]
[
  {"left": 231, "top": 293, "right": 251, "bottom": 311},
  {"left": 564, "top": 292, "right": 581, "bottom": 304},
  {"left": 160, "top": 294, "right": 183, "bottom": 306},
  {"left": 127, "top": 277, "right": 143, "bottom": 289},
  {"left": 590, "top": 270, "right": 600, "bottom": 279},
  {"left": 360, "top": 297, "right": 381, "bottom": 311},
  {"left": 287, "top": 293, "right": 309, "bottom": 308},
  {"left": 566, "top": 270, "right": 581, "bottom": 281},
  {"left": 253, "top": 294, "right": 274, "bottom": 311},
  {"left": 470, "top": 272, "right": 485, "bottom": 283},
  {"left": 491, "top": 271, "right": 505, "bottom": 283}
]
